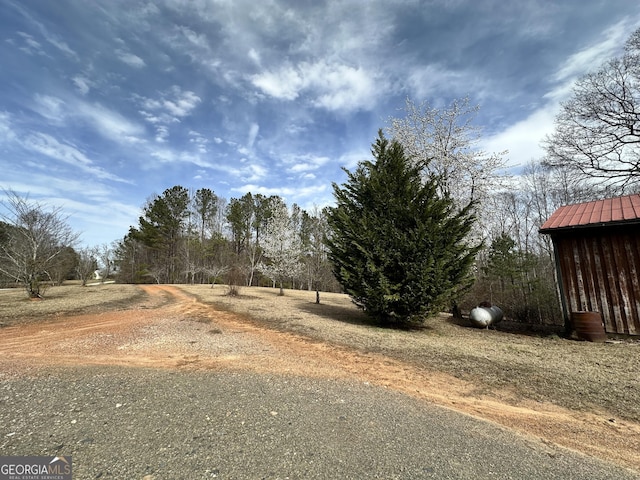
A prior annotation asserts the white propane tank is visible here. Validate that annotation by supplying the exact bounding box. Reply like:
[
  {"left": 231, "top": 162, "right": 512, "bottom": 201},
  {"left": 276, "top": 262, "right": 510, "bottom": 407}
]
[{"left": 469, "top": 305, "right": 503, "bottom": 328}]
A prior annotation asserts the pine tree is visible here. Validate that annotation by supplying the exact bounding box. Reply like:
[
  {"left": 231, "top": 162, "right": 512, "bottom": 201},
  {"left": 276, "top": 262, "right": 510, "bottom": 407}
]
[
  {"left": 131, "top": 186, "right": 190, "bottom": 283},
  {"left": 326, "top": 130, "right": 480, "bottom": 325}
]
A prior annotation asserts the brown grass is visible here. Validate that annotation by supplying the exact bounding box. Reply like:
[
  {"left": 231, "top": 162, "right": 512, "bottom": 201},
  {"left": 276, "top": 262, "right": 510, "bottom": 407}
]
[{"left": 0, "top": 283, "right": 145, "bottom": 325}]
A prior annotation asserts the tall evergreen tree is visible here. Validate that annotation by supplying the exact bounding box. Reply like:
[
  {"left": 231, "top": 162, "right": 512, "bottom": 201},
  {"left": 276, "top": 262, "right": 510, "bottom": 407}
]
[
  {"left": 193, "top": 188, "right": 218, "bottom": 243},
  {"left": 226, "top": 193, "right": 254, "bottom": 255},
  {"left": 131, "top": 186, "right": 190, "bottom": 283},
  {"left": 326, "top": 131, "right": 480, "bottom": 325}
]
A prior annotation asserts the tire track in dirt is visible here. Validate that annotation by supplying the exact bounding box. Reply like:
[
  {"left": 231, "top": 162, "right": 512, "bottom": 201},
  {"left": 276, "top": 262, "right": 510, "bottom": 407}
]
[{"left": 1, "top": 284, "right": 639, "bottom": 473}]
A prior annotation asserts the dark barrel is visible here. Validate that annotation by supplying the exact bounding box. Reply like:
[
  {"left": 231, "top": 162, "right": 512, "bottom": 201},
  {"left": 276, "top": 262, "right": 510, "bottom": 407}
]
[{"left": 571, "top": 311, "right": 607, "bottom": 342}]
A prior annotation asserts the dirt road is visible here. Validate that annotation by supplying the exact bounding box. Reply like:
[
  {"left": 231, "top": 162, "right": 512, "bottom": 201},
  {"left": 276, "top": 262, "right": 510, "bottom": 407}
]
[{"left": 1, "top": 284, "right": 639, "bottom": 473}]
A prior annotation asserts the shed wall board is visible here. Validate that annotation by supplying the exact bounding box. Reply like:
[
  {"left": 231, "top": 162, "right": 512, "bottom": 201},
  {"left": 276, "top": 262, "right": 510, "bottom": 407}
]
[{"left": 552, "top": 227, "right": 640, "bottom": 335}]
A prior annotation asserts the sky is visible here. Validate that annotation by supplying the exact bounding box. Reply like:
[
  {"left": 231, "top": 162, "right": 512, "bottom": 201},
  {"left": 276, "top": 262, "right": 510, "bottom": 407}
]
[{"left": 1, "top": 0, "right": 639, "bottom": 247}]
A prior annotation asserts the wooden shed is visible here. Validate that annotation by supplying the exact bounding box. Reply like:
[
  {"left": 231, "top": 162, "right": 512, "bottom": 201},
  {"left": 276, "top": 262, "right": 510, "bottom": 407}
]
[{"left": 540, "top": 194, "right": 640, "bottom": 336}]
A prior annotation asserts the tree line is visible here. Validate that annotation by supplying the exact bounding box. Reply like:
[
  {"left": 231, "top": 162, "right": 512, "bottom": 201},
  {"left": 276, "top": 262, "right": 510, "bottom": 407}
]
[{"left": 115, "top": 186, "right": 338, "bottom": 298}]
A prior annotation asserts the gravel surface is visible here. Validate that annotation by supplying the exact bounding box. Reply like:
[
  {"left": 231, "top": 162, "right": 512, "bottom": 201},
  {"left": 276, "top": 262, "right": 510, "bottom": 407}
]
[{"left": 1, "top": 366, "right": 638, "bottom": 480}]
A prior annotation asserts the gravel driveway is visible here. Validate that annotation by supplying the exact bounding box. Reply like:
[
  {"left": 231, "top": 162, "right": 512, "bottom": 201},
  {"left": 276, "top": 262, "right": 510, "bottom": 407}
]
[{"left": 1, "top": 366, "right": 637, "bottom": 480}]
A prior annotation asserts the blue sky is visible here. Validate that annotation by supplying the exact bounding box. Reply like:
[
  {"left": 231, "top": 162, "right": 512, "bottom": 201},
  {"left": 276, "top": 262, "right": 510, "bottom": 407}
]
[{"left": 1, "top": 0, "right": 639, "bottom": 247}]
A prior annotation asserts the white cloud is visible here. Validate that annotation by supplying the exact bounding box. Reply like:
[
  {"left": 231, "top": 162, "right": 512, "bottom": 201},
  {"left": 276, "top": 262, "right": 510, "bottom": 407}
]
[
  {"left": 148, "top": 147, "right": 214, "bottom": 168},
  {"left": 232, "top": 183, "right": 327, "bottom": 198},
  {"left": 251, "top": 65, "right": 304, "bottom": 100},
  {"left": 163, "top": 87, "right": 201, "bottom": 117},
  {"left": 406, "top": 63, "right": 495, "bottom": 103},
  {"left": 155, "top": 125, "right": 169, "bottom": 143},
  {"left": 0, "top": 179, "right": 54, "bottom": 198},
  {"left": 189, "top": 130, "right": 209, "bottom": 153},
  {"left": 250, "top": 60, "right": 380, "bottom": 112},
  {"left": 72, "top": 76, "right": 91, "bottom": 95},
  {"left": 338, "top": 149, "right": 369, "bottom": 170},
  {"left": 284, "top": 122, "right": 307, "bottom": 135},
  {"left": 115, "top": 49, "right": 146, "bottom": 68},
  {"left": 13, "top": 2, "right": 78, "bottom": 59},
  {"left": 408, "top": 64, "right": 463, "bottom": 100},
  {"left": 247, "top": 123, "right": 259, "bottom": 148},
  {"left": 0, "top": 111, "right": 16, "bottom": 142},
  {"left": 164, "top": 25, "right": 222, "bottom": 73},
  {"left": 285, "top": 154, "right": 330, "bottom": 173},
  {"left": 137, "top": 85, "right": 206, "bottom": 145},
  {"left": 75, "top": 101, "right": 145, "bottom": 144},
  {"left": 248, "top": 48, "right": 261, "bottom": 65},
  {"left": 16, "top": 31, "right": 44, "bottom": 55},
  {"left": 42, "top": 32, "right": 76, "bottom": 58},
  {"left": 244, "top": 163, "right": 267, "bottom": 181},
  {"left": 137, "top": 86, "right": 202, "bottom": 127},
  {"left": 290, "top": 163, "right": 315, "bottom": 173},
  {"left": 32, "top": 94, "right": 67, "bottom": 122},
  {"left": 177, "top": 25, "right": 210, "bottom": 51},
  {"left": 138, "top": 110, "right": 165, "bottom": 124},
  {"left": 295, "top": 183, "right": 329, "bottom": 198},
  {"left": 311, "top": 64, "right": 377, "bottom": 112},
  {"left": 7, "top": 174, "right": 116, "bottom": 201},
  {"left": 32, "top": 94, "right": 145, "bottom": 144},
  {"left": 482, "top": 107, "right": 557, "bottom": 169},
  {"left": 21, "top": 132, "right": 133, "bottom": 183}
]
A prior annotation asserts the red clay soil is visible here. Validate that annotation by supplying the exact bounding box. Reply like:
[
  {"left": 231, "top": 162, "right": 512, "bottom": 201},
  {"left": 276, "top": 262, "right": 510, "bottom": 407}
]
[{"left": 1, "top": 285, "right": 638, "bottom": 473}]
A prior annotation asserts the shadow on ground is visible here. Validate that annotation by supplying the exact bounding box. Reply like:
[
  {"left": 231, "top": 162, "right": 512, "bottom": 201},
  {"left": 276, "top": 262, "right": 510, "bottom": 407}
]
[{"left": 297, "top": 301, "right": 433, "bottom": 331}]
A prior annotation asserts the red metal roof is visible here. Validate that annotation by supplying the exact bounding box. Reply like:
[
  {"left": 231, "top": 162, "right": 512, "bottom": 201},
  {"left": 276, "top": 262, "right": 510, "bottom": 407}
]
[{"left": 540, "top": 194, "right": 640, "bottom": 232}]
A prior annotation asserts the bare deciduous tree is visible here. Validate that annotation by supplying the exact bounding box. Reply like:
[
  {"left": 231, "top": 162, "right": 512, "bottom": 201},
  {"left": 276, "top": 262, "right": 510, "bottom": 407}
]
[
  {"left": 544, "top": 27, "right": 640, "bottom": 192},
  {"left": 98, "top": 243, "right": 115, "bottom": 282},
  {"left": 202, "top": 264, "right": 229, "bottom": 288},
  {"left": 0, "top": 190, "right": 79, "bottom": 297},
  {"left": 76, "top": 246, "right": 98, "bottom": 286}
]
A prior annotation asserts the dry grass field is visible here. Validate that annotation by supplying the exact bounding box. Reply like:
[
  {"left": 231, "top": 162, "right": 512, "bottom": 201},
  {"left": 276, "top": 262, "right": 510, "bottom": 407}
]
[{"left": 0, "top": 282, "right": 145, "bottom": 325}]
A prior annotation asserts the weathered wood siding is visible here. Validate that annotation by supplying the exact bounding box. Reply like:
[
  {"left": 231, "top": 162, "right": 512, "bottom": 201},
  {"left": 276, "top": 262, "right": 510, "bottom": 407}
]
[{"left": 552, "top": 227, "right": 640, "bottom": 335}]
